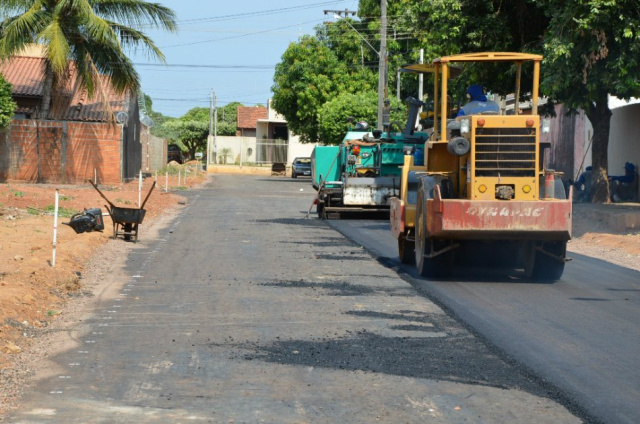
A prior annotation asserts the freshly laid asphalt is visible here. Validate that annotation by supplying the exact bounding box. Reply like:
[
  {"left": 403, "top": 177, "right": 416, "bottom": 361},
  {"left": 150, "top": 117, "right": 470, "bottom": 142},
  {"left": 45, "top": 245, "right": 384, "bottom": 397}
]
[
  {"left": 331, "top": 205, "right": 640, "bottom": 424},
  {"left": 7, "top": 175, "right": 606, "bottom": 423}
]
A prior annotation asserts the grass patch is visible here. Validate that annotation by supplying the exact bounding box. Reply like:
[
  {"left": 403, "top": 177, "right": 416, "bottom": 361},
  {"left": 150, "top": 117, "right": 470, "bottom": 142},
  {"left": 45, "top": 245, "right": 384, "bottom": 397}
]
[
  {"left": 12, "top": 190, "right": 24, "bottom": 197},
  {"left": 43, "top": 205, "right": 79, "bottom": 218},
  {"left": 60, "top": 195, "right": 74, "bottom": 201},
  {"left": 157, "top": 163, "right": 202, "bottom": 176},
  {"left": 115, "top": 198, "right": 132, "bottom": 205}
]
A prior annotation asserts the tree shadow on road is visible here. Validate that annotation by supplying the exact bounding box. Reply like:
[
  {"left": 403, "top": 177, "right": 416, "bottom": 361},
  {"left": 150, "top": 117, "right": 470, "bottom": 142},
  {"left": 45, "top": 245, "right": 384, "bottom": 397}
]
[{"left": 237, "top": 326, "right": 548, "bottom": 397}]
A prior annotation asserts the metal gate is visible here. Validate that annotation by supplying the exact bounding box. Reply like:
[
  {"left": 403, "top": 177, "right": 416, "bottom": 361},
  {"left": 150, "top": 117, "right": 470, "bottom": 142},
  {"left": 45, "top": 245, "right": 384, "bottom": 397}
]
[
  {"left": 256, "top": 139, "right": 288, "bottom": 164},
  {"left": 122, "top": 119, "right": 142, "bottom": 181}
]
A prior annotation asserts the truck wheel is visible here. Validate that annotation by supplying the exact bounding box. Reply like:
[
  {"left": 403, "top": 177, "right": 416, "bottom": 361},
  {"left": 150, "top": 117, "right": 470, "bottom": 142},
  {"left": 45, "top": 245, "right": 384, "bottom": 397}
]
[
  {"left": 531, "top": 241, "right": 566, "bottom": 281},
  {"left": 317, "top": 202, "right": 325, "bottom": 219},
  {"left": 398, "top": 234, "right": 415, "bottom": 264}
]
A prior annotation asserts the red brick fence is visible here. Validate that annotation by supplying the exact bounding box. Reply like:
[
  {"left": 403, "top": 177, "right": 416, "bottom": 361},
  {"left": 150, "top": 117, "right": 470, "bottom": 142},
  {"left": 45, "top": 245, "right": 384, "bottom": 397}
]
[{"left": 0, "top": 119, "right": 132, "bottom": 184}]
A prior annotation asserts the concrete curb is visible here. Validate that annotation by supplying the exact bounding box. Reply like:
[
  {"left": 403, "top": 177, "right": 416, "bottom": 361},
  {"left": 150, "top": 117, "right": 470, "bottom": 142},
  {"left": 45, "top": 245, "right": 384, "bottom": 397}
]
[
  {"left": 207, "top": 165, "right": 276, "bottom": 176},
  {"left": 574, "top": 203, "right": 640, "bottom": 232}
]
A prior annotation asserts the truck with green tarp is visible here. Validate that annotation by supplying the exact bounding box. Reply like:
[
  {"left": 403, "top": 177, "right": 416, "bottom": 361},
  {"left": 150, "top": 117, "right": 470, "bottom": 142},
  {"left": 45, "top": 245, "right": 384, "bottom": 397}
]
[{"left": 311, "top": 98, "right": 429, "bottom": 219}]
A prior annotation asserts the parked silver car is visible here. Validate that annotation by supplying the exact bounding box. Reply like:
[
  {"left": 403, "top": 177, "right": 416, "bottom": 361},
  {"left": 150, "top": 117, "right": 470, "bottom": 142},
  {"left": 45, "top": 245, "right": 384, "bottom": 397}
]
[{"left": 291, "top": 157, "right": 311, "bottom": 178}]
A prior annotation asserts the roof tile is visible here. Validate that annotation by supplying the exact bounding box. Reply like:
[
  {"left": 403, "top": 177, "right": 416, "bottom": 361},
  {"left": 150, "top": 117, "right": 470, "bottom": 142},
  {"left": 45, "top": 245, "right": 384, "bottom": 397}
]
[
  {"left": 237, "top": 106, "right": 267, "bottom": 129},
  {"left": 0, "top": 56, "right": 129, "bottom": 122}
]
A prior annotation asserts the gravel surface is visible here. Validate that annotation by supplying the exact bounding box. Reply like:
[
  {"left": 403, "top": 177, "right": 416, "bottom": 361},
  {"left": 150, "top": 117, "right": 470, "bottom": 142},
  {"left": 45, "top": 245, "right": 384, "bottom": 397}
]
[{"left": 1, "top": 174, "right": 637, "bottom": 422}]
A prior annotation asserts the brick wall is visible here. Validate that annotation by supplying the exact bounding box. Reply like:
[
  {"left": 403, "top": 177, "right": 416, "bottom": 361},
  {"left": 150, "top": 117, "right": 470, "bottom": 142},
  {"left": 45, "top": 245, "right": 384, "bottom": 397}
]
[{"left": 0, "top": 119, "right": 123, "bottom": 184}]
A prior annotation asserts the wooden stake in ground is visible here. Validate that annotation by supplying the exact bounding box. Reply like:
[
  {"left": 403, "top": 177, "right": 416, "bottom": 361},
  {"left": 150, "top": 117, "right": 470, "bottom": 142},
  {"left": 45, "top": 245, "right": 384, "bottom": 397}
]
[{"left": 52, "top": 189, "right": 59, "bottom": 267}]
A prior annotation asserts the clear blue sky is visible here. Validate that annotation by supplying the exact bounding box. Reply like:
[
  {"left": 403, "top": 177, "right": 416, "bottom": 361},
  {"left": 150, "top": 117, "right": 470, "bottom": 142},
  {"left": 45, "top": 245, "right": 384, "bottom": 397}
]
[{"left": 132, "top": 0, "right": 358, "bottom": 118}]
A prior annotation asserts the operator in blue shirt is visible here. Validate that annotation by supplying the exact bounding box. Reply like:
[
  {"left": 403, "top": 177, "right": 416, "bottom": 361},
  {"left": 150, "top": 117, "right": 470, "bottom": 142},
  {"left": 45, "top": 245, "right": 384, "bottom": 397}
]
[{"left": 457, "top": 84, "right": 500, "bottom": 117}]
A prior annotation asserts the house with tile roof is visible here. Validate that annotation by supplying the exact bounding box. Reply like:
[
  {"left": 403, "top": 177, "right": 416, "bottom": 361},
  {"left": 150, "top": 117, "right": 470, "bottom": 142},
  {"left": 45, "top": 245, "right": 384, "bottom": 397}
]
[
  {"left": 236, "top": 106, "right": 267, "bottom": 137},
  {"left": 0, "top": 54, "right": 142, "bottom": 184},
  {"left": 211, "top": 102, "right": 315, "bottom": 169},
  {"left": 255, "top": 100, "right": 316, "bottom": 164}
]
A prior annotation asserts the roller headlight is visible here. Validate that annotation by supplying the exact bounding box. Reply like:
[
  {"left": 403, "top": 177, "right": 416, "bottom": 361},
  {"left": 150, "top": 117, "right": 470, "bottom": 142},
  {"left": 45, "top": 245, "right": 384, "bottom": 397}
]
[{"left": 460, "top": 118, "right": 471, "bottom": 134}]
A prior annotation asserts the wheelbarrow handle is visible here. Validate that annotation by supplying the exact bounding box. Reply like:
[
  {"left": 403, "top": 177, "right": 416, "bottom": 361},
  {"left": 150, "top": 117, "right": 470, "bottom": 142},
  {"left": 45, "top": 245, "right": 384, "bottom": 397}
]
[
  {"left": 88, "top": 180, "right": 116, "bottom": 208},
  {"left": 140, "top": 181, "right": 156, "bottom": 210}
]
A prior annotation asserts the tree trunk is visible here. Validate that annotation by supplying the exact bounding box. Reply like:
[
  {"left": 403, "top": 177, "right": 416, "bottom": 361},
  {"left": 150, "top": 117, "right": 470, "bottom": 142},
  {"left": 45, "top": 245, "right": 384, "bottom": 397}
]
[
  {"left": 586, "top": 92, "right": 612, "bottom": 203},
  {"left": 40, "top": 62, "right": 54, "bottom": 120}
]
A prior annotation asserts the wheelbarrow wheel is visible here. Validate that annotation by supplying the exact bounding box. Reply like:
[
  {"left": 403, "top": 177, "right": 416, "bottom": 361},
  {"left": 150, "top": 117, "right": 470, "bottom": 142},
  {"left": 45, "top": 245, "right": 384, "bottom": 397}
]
[{"left": 123, "top": 223, "right": 133, "bottom": 241}]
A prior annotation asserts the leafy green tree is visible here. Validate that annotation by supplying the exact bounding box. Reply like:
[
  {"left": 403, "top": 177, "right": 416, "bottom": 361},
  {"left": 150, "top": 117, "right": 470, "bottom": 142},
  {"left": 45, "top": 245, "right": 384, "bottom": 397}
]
[
  {"left": 0, "top": 74, "right": 16, "bottom": 129},
  {"left": 217, "top": 102, "right": 242, "bottom": 136},
  {"left": 359, "top": 0, "right": 547, "bottom": 99},
  {"left": 318, "top": 90, "right": 406, "bottom": 144},
  {"left": 0, "top": 0, "right": 176, "bottom": 119},
  {"left": 540, "top": 0, "right": 640, "bottom": 203},
  {"left": 161, "top": 119, "right": 208, "bottom": 160},
  {"left": 272, "top": 28, "right": 379, "bottom": 143},
  {"left": 180, "top": 104, "right": 239, "bottom": 137},
  {"left": 182, "top": 107, "right": 209, "bottom": 122},
  {"left": 272, "top": 35, "right": 348, "bottom": 143},
  {"left": 361, "top": 0, "right": 640, "bottom": 202},
  {"left": 143, "top": 94, "right": 172, "bottom": 137}
]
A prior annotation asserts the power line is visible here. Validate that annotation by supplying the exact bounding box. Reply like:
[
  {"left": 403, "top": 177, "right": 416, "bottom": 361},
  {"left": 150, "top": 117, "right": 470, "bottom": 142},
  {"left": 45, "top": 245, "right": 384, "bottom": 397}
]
[
  {"left": 134, "top": 63, "right": 275, "bottom": 69},
  {"left": 160, "top": 19, "right": 323, "bottom": 48},
  {"left": 171, "top": 0, "right": 350, "bottom": 25}
]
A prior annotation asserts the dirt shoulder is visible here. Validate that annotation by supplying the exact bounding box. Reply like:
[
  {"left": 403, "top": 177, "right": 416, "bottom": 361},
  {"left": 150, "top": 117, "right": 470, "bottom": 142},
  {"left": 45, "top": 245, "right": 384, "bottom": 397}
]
[
  {"left": 0, "top": 165, "right": 207, "bottom": 370},
  {"left": 569, "top": 203, "right": 640, "bottom": 272}
]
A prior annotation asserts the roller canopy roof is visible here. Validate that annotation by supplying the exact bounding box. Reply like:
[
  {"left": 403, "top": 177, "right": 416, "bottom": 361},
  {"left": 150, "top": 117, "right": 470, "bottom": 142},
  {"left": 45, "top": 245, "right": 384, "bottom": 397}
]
[
  {"left": 400, "top": 63, "right": 462, "bottom": 77},
  {"left": 433, "top": 52, "right": 543, "bottom": 63}
]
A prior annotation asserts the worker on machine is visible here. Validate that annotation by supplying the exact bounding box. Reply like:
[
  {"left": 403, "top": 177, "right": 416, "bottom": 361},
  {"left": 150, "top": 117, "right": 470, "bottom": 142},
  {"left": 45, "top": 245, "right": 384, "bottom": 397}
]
[{"left": 457, "top": 84, "right": 499, "bottom": 117}]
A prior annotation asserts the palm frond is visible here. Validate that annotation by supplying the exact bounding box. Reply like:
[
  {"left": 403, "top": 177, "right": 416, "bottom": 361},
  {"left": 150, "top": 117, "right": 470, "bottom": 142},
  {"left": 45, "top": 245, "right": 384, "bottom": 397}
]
[
  {"left": 84, "top": 41, "right": 139, "bottom": 94},
  {"left": 1, "top": 0, "right": 175, "bottom": 113},
  {"left": 39, "top": 19, "right": 70, "bottom": 74},
  {"left": 91, "top": 0, "right": 177, "bottom": 32},
  {"left": 0, "top": 4, "right": 48, "bottom": 57},
  {"left": 0, "top": 0, "right": 37, "bottom": 15},
  {"left": 106, "top": 20, "right": 165, "bottom": 62}
]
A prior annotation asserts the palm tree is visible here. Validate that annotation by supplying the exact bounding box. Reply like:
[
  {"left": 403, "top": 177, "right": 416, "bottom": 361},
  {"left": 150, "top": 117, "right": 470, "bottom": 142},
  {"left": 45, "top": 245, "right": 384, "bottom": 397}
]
[{"left": 0, "top": 0, "right": 177, "bottom": 119}]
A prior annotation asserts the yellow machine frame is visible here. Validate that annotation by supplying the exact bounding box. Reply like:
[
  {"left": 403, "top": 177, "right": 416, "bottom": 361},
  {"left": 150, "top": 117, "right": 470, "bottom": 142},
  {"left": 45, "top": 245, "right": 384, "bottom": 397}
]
[
  {"left": 390, "top": 52, "right": 572, "bottom": 279},
  {"left": 427, "top": 52, "right": 543, "bottom": 202}
]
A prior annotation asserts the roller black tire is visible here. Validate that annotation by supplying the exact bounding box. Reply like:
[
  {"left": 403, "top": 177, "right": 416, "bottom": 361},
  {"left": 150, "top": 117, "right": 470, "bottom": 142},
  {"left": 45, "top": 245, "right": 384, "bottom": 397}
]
[
  {"left": 398, "top": 234, "right": 415, "bottom": 264},
  {"left": 531, "top": 241, "right": 566, "bottom": 281},
  {"left": 414, "top": 187, "right": 453, "bottom": 278}
]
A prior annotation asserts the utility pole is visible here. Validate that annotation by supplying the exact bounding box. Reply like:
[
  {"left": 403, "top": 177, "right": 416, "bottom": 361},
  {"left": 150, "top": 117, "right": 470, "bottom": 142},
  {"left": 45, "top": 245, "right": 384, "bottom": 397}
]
[
  {"left": 418, "top": 48, "right": 424, "bottom": 119},
  {"left": 324, "top": 5, "right": 387, "bottom": 130},
  {"left": 207, "top": 89, "right": 215, "bottom": 168},
  {"left": 213, "top": 92, "right": 218, "bottom": 165},
  {"left": 377, "top": 0, "right": 388, "bottom": 131}
]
